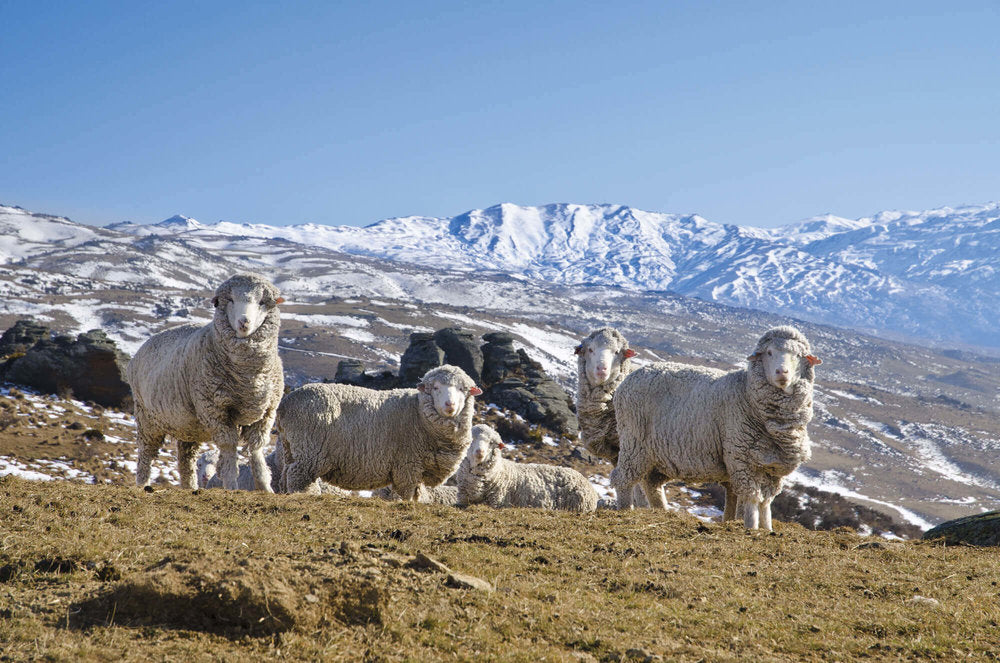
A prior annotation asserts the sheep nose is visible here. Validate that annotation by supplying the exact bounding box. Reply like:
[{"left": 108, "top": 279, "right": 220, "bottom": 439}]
[{"left": 237, "top": 316, "right": 250, "bottom": 329}]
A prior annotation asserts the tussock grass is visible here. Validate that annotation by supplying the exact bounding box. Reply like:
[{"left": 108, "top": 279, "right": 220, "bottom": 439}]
[{"left": 1, "top": 477, "right": 998, "bottom": 662}]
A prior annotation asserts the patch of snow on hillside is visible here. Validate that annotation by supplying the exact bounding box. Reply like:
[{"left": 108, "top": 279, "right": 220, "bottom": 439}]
[
  {"left": 282, "top": 313, "right": 370, "bottom": 328},
  {"left": 790, "top": 468, "right": 934, "bottom": 530}
]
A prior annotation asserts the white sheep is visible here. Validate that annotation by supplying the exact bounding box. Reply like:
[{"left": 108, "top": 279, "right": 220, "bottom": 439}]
[
  {"left": 278, "top": 364, "right": 481, "bottom": 499},
  {"left": 456, "top": 424, "right": 599, "bottom": 512},
  {"left": 574, "top": 327, "right": 658, "bottom": 508},
  {"left": 127, "top": 273, "right": 285, "bottom": 491},
  {"left": 611, "top": 326, "right": 822, "bottom": 530},
  {"left": 574, "top": 327, "right": 637, "bottom": 462}
]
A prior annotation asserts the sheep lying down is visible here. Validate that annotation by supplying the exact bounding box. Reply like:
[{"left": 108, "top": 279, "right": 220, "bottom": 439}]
[
  {"left": 456, "top": 424, "right": 598, "bottom": 512},
  {"left": 611, "top": 326, "right": 821, "bottom": 530},
  {"left": 278, "top": 365, "right": 480, "bottom": 500}
]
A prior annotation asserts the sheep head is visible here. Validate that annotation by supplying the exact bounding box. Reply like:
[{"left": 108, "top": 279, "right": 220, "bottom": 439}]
[
  {"left": 746, "top": 326, "right": 822, "bottom": 393},
  {"left": 418, "top": 365, "right": 482, "bottom": 419},
  {"left": 466, "top": 424, "right": 504, "bottom": 470},
  {"left": 212, "top": 273, "right": 284, "bottom": 339},
  {"left": 575, "top": 327, "right": 636, "bottom": 387}
]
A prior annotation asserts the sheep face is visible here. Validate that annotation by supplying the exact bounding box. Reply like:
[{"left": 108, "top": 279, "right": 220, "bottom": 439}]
[
  {"left": 747, "top": 327, "right": 822, "bottom": 393},
  {"left": 467, "top": 425, "right": 503, "bottom": 469},
  {"left": 418, "top": 366, "right": 482, "bottom": 418},
  {"left": 213, "top": 275, "right": 284, "bottom": 338},
  {"left": 575, "top": 328, "right": 635, "bottom": 387}
]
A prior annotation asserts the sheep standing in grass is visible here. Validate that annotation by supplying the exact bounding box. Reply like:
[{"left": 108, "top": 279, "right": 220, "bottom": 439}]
[
  {"left": 611, "top": 326, "right": 822, "bottom": 530},
  {"left": 574, "top": 327, "right": 658, "bottom": 508},
  {"left": 127, "top": 273, "right": 285, "bottom": 491},
  {"left": 278, "top": 365, "right": 480, "bottom": 499},
  {"left": 456, "top": 424, "right": 599, "bottom": 512},
  {"left": 575, "top": 327, "right": 636, "bottom": 462}
]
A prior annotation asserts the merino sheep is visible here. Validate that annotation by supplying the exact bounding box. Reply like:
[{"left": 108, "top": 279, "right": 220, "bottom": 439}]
[
  {"left": 278, "top": 364, "right": 481, "bottom": 499},
  {"left": 456, "top": 424, "right": 599, "bottom": 512},
  {"left": 127, "top": 273, "right": 285, "bottom": 491},
  {"left": 574, "top": 327, "right": 661, "bottom": 508},
  {"left": 574, "top": 327, "right": 637, "bottom": 462},
  {"left": 610, "top": 326, "right": 822, "bottom": 530}
]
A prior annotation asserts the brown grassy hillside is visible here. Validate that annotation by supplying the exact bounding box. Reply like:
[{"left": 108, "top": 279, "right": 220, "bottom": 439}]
[{"left": 1, "top": 478, "right": 997, "bottom": 662}]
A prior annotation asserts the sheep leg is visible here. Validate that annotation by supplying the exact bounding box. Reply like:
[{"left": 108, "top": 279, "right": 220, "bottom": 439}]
[
  {"left": 737, "top": 496, "right": 760, "bottom": 530},
  {"left": 391, "top": 469, "right": 421, "bottom": 502},
  {"left": 394, "top": 483, "right": 419, "bottom": 502},
  {"left": 135, "top": 425, "right": 164, "bottom": 488},
  {"left": 632, "top": 485, "right": 651, "bottom": 508},
  {"left": 610, "top": 466, "right": 640, "bottom": 510},
  {"left": 242, "top": 411, "right": 276, "bottom": 493},
  {"left": 211, "top": 427, "right": 241, "bottom": 490},
  {"left": 283, "top": 459, "right": 318, "bottom": 494},
  {"left": 722, "top": 482, "right": 737, "bottom": 521},
  {"left": 758, "top": 498, "right": 773, "bottom": 532},
  {"left": 640, "top": 477, "right": 667, "bottom": 510},
  {"left": 176, "top": 441, "right": 198, "bottom": 490}
]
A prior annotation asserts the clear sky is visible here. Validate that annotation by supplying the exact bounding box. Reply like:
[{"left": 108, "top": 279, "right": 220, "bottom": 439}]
[{"left": 2, "top": 1, "right": 998, "bottom": 229}]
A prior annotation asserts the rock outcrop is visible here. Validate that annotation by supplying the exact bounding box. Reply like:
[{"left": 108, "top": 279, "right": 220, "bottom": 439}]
[
  {"left": 332, "top": 327, "right": 577, "bottom": 435},
  {"left": 397, "top": 332, "right": 445, "bottom": 388},
  {"left": 1, "top": 323, "right": 132, "bottom": 408},
  {"left": 923, "top": 511, "right": 1000, "bottom": 546},
  {"left": 479, "top": 332, "right": 576, "bottom": 435}
]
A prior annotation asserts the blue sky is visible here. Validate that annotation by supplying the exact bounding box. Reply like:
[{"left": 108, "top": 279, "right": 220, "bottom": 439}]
[{"left": 2, "top": 1, "right": 998, "bottom": 228}]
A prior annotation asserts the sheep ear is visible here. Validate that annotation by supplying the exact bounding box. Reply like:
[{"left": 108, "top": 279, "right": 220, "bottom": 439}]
[
  {"left": 468, "top": 386, "right": 483, "bottom": 396},
  {"left": 497, "top": 442, "right": 505, "bottom": 449},
  {"left": 746, "top": 352, "right": 761, "bottom": 362},
  {"left": 212, "top": 296, "right": 220, "bottom": 308},
  {"left": 623, "top": 348, "right": 637, "bottom": 359},
  {"left": 275, "top": 297, "right": 285, "bottom": 305},
  {"left": 573, "top": 344, "right": 584, "bottom": 356},
  {"left": 805, "top": 354, "right": 823, "bottom": 366},
  {"left": 416, "top": 383, "right": 427, "bottom": 393}
]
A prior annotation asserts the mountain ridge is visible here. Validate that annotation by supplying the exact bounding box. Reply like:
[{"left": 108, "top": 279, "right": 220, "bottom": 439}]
[{"left": 85, "top": 200, "right": 1000, "bottom": 350}]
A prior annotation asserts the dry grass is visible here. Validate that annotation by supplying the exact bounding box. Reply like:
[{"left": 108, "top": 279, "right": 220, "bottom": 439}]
[{"left": 1, "top": 477, "right": 998, "bottom": 662}]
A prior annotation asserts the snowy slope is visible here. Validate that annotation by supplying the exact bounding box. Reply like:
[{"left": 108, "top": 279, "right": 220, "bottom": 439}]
[
  {"left": 82, "top": 201, "right": 1000, "bottom": 350},
  {"left": 0, "top": 205, "right": 108, "bottom": 263}
]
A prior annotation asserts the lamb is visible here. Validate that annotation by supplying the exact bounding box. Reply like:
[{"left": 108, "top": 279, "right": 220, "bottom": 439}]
[
  {"left": 278, "top": 365, "right": 481, "bottom": 499},
  {"left": 610, "top": 326, "right": 822, "bottom": 530},
  {"left": 127, "top": 273, "right": 285, "bottom": 491},
  {"left": 456, "top": 424, "right": 599, "bottom": 512}
]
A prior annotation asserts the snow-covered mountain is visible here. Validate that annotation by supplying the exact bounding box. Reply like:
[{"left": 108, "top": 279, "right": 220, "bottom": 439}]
[{"left": 86, "top": 201, "right": 1000, "bottom": 350}]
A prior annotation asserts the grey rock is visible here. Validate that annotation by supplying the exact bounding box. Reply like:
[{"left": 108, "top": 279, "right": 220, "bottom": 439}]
[
  {"left": 445, "top": 571, "right": 493, "bottom": 591},
  {"left": 0, "top": 319, "right": 49, "bottom": 355},
  {"left": 2, "top": 327, "right": 131, "bottom": 407},
  {"left": 397, "top": 332, "right": 444, "bottom": 387},
  {"left": 433, "top": 327, "right": 483, "bottom": 385}
]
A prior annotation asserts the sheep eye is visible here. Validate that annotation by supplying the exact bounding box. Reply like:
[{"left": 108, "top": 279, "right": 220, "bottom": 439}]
[
  {"left": 767, "top": 350, "right": 772, "bottom": 356},
  {"left": 588, "top": 348, "right": 593, "bottom": 354}
]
